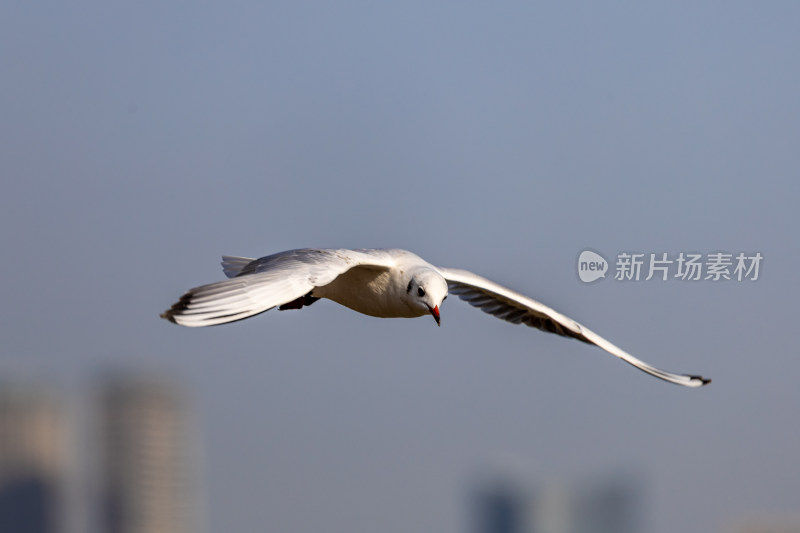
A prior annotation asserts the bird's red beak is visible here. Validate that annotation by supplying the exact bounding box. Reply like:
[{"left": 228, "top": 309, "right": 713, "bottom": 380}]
[{"left": 430, "top": 305, "right": 440, "bottom": 326}]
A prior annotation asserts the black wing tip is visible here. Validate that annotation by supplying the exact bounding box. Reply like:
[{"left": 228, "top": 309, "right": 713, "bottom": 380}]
[
  {"left": 689, "top": 374, "right": 712, "bottom": 386},
  {"left": 160, "top": 291, "right": 194, "bottom": 324}
]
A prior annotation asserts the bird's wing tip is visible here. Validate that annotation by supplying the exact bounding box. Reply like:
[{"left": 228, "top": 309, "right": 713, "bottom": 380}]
[{"left": 690, "top": 375, "right": 712, "bottom": 386}]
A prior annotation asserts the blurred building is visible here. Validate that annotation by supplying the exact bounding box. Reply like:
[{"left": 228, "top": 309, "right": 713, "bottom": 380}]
[
  {"left": 97, "top": 377, "right": 196, "bottom": 533},
  {"left": 470, "top": 473, "right": 642, "bottom": 533},
  {"left": 0, "top": 387, "right": 66, "bottom": 533},
  {"left": 471, "top": 480, "right": 528, "bottom": 533}
]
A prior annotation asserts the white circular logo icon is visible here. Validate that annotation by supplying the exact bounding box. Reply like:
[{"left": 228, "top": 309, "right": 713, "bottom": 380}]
[{"left": 578, "top": 250, "right": 608, "bottom": 283}]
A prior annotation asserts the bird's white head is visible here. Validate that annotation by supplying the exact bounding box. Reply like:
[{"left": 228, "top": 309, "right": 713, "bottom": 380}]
[{"left": 406, "top": 269, "right": 448, "bottom": 326}]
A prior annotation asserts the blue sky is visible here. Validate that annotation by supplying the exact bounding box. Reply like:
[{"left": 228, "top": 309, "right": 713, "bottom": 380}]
[{"left": 2, "top": 2, "right": 799, "bottom": 532}]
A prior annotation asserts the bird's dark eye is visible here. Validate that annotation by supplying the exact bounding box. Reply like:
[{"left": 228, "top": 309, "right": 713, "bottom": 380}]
[{"left": 417, "top": 287, "right": 425, "bottom": 297}]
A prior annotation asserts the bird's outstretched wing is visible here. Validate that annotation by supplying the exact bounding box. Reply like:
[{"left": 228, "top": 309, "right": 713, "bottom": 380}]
[
  {"left": 438, "top": 267, "right": 710, "bottom": 387},
  {"left": 161, "top": 248, "right": 395, "bottom": 327}
]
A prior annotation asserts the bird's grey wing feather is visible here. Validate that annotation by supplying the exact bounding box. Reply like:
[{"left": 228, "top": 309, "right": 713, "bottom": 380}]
[
  {"left": 438, "top": 267, "right": 709, "bottom": 387},
  {"left": 162, "top": 248, "right": 396, "bottom": 327}
]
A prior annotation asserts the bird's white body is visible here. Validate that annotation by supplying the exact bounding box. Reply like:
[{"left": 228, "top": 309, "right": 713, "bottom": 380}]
[
  {"left": 316, "top": 266, "right": 409, "bottom": 317},
  {"left": 162, "top": 248, "right": 709, "bottom": 388},
  {"left": 312, "top": 249, "right": 439, "bottom": 318}
]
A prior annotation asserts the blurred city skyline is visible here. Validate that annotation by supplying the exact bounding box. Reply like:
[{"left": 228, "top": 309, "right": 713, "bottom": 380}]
[{"left": 2, "top": 370, "right": 798, "bottom": 533}]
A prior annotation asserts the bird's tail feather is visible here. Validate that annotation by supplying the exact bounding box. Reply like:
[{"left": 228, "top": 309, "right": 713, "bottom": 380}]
[{"left": 221, "top": 256, "right": 256, "bottom": 278}]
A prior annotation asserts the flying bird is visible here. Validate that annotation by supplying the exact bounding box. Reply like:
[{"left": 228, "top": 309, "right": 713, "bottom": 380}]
[{"left": 161, "top": 248, "right": 710, "bottom": 387}]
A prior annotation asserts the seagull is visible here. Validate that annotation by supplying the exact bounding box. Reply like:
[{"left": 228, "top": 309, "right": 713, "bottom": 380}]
[{"left": 161, "top": 248, "right": 710, "bottom": 387}]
